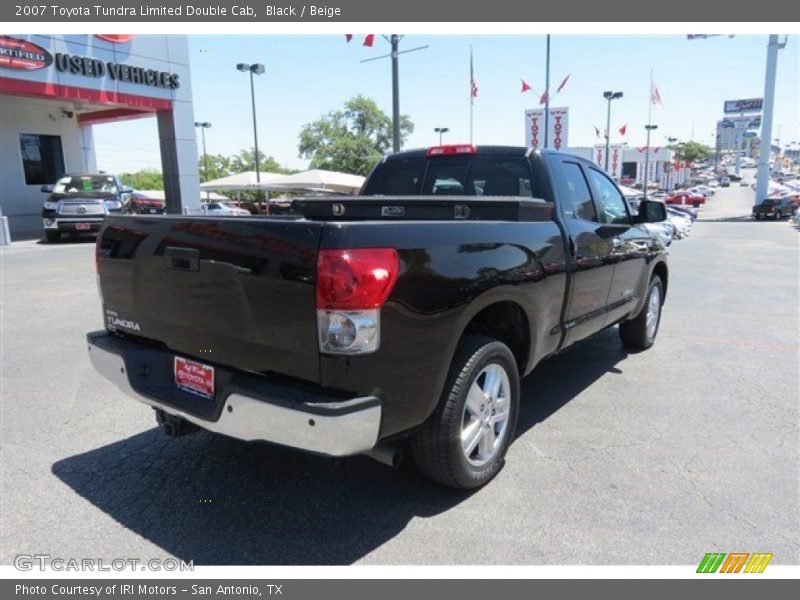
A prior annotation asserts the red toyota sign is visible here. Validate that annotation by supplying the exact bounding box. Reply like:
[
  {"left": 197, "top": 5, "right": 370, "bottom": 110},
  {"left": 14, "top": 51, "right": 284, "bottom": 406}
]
[
  {"left": 96, "top": 35, "right": 134, "bottom": 44},
  {"left": 0, "top": 36, "right": 53, "bottom": 71}
]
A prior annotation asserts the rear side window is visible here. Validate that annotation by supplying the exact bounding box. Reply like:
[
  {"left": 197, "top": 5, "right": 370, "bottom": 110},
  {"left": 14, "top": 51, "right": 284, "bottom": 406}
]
[
  {"left": 558, "top": 161, "right": 598, "bottom": 222},
  {"left": 362, "top": 155, "right": 535, "bottom": 197}
]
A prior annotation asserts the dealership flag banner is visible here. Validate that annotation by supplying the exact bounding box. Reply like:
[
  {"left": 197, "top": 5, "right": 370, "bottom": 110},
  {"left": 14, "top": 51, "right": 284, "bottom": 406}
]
[
  {"left": 593, "top": 144, "right": 625, "bottom": 180},
  {"left": 525, "top": 107, "right": 568, "bottom": 150}
]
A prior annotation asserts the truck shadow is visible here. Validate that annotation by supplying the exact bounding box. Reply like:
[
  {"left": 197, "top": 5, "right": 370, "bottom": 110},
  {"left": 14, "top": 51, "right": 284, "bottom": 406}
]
[{"left": 52, "top": 328, "right": 627, "bottom": 565}]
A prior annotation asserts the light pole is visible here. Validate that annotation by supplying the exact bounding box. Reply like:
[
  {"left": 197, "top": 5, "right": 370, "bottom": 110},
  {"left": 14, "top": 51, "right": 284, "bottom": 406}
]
[
  {"left": 194, "top": 121, "right": 211, "bottom": 201},
  {"left": 359, "top": 36, "right": 429, "bottom": 153},
  {"left": 236, "top": 62, "right": 265, "bottom": 194},
  {"left": 643, "top": 124, "right": 658, "bottom": 195},
  {"left": 434, "top": 127, "right": 449, "bottom": 145},
  {"left": 603, "top": 91, "right": 623, "bottom": 171},
  {"left": 666, "top": 136, "right": 678, "bottom": 190}
]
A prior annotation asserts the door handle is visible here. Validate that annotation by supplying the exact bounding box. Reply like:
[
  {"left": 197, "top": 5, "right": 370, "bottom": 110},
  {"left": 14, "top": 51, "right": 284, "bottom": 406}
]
[{"left": 164, "top": 246, "right": 200, "bottom": 271}]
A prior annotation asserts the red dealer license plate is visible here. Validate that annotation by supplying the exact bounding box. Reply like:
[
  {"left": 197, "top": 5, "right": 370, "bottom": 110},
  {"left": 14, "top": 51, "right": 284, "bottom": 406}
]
[
  {"left": 75, "top": 223, "right": 91, "bottom": 231},
  {"left": 174, "top": 357, "right": 215, "bottom": 400}
]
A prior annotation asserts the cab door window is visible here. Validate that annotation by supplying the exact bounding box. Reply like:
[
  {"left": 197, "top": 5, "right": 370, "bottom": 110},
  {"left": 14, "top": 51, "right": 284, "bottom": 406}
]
[{"left": 587, "top": 168, "right": 630, "bottom": 225}]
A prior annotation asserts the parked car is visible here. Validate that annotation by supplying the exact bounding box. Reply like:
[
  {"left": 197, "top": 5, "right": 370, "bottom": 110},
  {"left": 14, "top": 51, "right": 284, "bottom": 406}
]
[
  {"left": 690, "top": 185, "right": 715, "bottom": 197},
  {"left": 89, "top": 146, "right": 670, "bottom": 489},
  {"left": 668, "top": 205, "right": 698, "bottom": 221},
  {"left": 708, "top": 180, "right": 720, "bottom": 188},
  {"left": 752, "top": 198, "right": 796, "bottom": 220},
  {"left": 40, "top": 173, "right": 131, "bottom": 242},
  {"left": 719, "top": 176, "right": 731, "bottom": 187},
  {"left": 201, "top": 202, "right": 251, "bottom": 217},
  {"left": 666, "top": 207, "right": 693, "bottom": 239},
  {"left": 126, "top": 192, "right": 166, "bottom": 215},
  {"left": 666, "top": 191, "right": 705, "bottom": 208}
]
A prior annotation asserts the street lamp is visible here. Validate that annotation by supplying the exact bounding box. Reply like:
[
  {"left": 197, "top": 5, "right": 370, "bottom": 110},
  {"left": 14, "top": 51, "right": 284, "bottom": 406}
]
[
  {"left": 603, "top": 91, "right": 623, "bottom": 171},
  {"left": 434, "top": 127, "right": 449, "bottom": 145},
  {"left": 643, "top": 124, "right": 658, "bottom": 195},
  {"left": 236, "top": 62, "right": 266, "bottom": 196}
]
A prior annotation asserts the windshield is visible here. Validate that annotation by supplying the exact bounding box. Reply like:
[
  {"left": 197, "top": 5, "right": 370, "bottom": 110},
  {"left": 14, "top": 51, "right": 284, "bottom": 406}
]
[{"left": 54, "top": 175, "right": 118, "bottom": 194}]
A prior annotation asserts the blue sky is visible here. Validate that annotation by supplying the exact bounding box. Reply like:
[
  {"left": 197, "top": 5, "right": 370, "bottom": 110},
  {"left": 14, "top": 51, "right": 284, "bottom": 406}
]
[{"left": 94, "top": 34, "right": 800, "bottom": 173}]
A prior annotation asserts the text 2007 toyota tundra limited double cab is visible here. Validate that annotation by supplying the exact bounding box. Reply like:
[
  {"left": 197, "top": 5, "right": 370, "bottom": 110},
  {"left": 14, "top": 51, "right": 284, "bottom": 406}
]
[{"left": 88, "top": 146, "right": 669, "bottom": 489}]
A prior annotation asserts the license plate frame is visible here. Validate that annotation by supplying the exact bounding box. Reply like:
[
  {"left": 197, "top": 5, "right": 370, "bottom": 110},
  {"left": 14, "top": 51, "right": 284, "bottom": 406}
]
[
  {"left": 75, "top": 222, "right": 91, "bottom": 231},
  {"left": 174, "top": 356, "right": 215, "bottom": 400}
]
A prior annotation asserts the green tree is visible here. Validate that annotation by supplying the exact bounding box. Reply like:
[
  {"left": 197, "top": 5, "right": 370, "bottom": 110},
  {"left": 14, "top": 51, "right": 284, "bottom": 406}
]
[
  {"left": 197, "top": 153, "right": 233, "bottom": 182},
  {"left": 229, "top": 148, "right": 287, "bottom": 175},
  {"left": 298, "top": 95, "right": 414, "bottom": 176},
  {"left": 670, "top": 141, "right": 713, "bottom": 163},
  {"left": 119, "top": 169, "right": 164, "bottom": 190}
]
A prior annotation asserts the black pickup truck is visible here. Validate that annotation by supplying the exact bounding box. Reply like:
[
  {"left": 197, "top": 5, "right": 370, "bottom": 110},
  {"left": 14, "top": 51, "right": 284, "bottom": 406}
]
[{"left": 88, "top": 146, "right": 669, "bottom": 489}]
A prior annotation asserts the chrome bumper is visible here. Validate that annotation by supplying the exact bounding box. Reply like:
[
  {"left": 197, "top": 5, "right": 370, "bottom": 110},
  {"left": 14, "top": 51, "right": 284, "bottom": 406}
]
[{"left": 87, "top": 335, "right": 381, "bottom": 457}]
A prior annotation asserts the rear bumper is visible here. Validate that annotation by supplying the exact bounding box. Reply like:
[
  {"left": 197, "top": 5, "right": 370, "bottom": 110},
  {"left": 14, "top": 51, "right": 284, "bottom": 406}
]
[{"left": 86, "top": 331, "right": 381, "bottom": 456}]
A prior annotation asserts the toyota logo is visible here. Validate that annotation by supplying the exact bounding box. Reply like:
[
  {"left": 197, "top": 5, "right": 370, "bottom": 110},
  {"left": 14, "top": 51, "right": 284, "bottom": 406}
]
[{"left": 78, "top": 206, "right": 86, "bottom": 213}]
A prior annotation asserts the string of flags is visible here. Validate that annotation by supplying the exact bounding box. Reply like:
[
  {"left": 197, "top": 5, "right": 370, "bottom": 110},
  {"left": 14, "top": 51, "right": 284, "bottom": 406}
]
[
  {"left": 345, "top": 34, "right": 374, "bottom": 47},
  {"left": 520, "top": 73, "right": 570, "bottom": 105}
]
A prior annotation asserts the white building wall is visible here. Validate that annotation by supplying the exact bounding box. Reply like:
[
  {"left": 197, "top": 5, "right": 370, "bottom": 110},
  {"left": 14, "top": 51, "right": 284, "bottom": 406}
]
[{"left": 0, "top": 96, "right": 92, "bottom": 234}]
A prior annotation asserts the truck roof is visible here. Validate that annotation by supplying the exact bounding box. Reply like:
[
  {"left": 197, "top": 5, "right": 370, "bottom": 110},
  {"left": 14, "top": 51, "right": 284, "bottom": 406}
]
[{"left": 381, "top": 145, "right": 592, "bottom": 165}]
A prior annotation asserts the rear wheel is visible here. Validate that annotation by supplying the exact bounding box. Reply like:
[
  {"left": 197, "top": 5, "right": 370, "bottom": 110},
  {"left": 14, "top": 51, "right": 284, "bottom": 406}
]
[
  {"left": 45, "top": 230, "right": 60, "bottom": 243},
  {"left": 620, "top": 275, "right": 663, "bottom": 350},
  {"left": 412, "top": 335, "right": 520, "bottom": 489}
]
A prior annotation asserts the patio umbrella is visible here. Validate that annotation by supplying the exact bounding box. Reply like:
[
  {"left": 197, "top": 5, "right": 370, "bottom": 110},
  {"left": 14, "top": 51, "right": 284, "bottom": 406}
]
[
  {"left": 199, "top": 171, "right": 284, "bottom": 191},
  {"left": 263, "top": 169, "right": 365, "bottom": 194}
]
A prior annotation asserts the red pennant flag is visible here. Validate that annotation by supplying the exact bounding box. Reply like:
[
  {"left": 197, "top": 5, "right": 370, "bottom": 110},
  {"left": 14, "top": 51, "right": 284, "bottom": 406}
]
[
  {"left": 363, "top": 34, "right": 375, "bottom": 47},
  {"left": 345, "top": 34, "right": 353, "bottom": 42},
  {"left": 556, "top": 74, "right": 570, "bottom": 93},
  {"left": 520, "top": 79, "right": 533, "bottom": 93},
  {"left": 618, "top": 124, "right": 627, "bottom": 136},
  {"left": 539, "top": 90, "right": 548, "bottom": 105}
]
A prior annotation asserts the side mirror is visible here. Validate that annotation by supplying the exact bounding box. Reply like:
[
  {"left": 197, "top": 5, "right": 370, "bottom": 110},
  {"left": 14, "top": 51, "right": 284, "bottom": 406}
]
[
  {"left": 119, "top": 185, "right": 134, "bottom": 194},
  {"left": 635, "top": 199, "right": 667, "bottom": 223},
  {"left": 40, "top": 184, "right": 54, "bottom": 193}
]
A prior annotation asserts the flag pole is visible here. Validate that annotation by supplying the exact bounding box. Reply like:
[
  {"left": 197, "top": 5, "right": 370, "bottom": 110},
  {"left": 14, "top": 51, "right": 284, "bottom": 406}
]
[
  {"left": 470, "top": 45, "right": 474, "bottom": 145},
  {"left": 544, "top": 35, "right": 551, "bottom": 148},
  {"left": 643, "top": 68, "right": 653, "bottom": 196}
]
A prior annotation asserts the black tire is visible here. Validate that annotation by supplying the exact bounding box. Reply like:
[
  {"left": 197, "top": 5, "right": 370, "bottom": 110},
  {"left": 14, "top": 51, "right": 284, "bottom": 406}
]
[
  {"left": 754, "top": 214, "right": 761, "bottom": 220},
  {"left": 411, "top": 335, "right": 520, "bottom": 489},
  {"left": 620, "top": 275, "right": 664, "bottom": 350},
  {"left": 45, "top": 230, "right": 60, "bottom": 243}
]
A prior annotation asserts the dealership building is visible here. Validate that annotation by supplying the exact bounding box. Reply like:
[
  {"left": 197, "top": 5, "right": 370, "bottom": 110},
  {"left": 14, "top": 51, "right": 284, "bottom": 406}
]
[
  {"left": 568, "top": 145, "right": 686, "bottom": 189},
  {"left": 0, "top": 34, "right": 200, "bottom": 238}
]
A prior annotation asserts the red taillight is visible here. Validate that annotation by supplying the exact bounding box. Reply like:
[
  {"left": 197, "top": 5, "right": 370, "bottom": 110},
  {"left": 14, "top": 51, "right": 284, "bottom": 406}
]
[
  {"left": 316, "top": 248, "right": 399, "bottom": 310},
  {"left": 426, "top": 144, "right": 477, "bottom": 157}
]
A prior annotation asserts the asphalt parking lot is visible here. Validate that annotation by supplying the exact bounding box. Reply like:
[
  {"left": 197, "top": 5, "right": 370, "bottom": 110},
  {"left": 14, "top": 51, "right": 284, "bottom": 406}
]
[{"left": 1, "top": 180, "right": 798, "bottom": 566}]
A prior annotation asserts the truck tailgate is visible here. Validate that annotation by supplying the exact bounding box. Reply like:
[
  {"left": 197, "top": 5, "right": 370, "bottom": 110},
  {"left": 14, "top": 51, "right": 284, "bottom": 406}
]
[{"left": 97, "top": 216, "right": 323, "bottom": 383}]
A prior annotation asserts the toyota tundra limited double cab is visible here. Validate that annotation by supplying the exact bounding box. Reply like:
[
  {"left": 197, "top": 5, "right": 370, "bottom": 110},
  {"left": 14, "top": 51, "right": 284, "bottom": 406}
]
[
  {"left": 88, "top": 146, "right": 670, "bottom": 489},
  {"left": 41, "top": 172, "right": 131, "bottom": 242}
]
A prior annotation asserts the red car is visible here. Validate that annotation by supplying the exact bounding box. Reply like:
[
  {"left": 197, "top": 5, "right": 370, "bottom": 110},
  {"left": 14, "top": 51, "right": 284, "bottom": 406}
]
[
  {"left": 666, "top": 191, "right": 705, "bottom": 208},
  {"left": 126, "top": 192, "right": 166, "bottom": 215}
]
